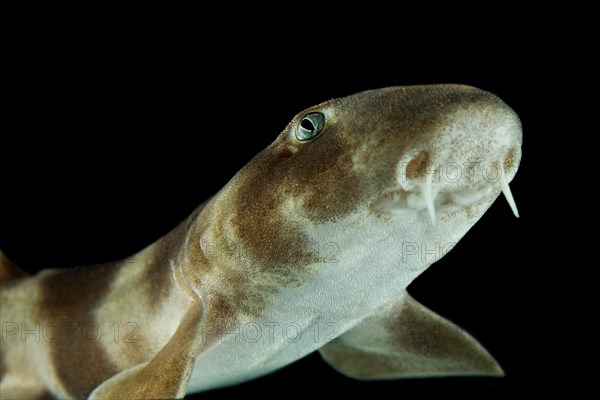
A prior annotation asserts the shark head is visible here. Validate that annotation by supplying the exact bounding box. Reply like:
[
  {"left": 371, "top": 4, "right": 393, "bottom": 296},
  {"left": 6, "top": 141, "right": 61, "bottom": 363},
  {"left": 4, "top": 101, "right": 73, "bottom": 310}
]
[{"left": 192, "top": 84, "right": 521, "bottom": 319}]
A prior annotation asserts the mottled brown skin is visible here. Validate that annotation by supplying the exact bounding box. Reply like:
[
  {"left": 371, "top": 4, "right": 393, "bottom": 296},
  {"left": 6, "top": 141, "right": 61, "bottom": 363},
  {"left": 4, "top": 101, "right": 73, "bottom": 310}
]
[
  {"left": 0, "top": 85, "right": 519, "bottom": 398},
  {"left": 0, "top": 213, "right": 201, "bottom": 398}
]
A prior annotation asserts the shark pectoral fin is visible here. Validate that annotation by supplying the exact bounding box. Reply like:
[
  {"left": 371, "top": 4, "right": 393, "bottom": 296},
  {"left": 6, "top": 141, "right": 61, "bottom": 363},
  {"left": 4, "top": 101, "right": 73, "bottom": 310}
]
[
  {"left": 319, "top": 290, "right": 503, "bottom": 380},
  {"left": 89, "top": 302, "right": 203, "bottom": 399}
]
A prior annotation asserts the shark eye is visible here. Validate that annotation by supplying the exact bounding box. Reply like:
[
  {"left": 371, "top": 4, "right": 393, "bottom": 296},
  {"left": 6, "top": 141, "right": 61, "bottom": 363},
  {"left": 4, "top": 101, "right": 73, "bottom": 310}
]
[{"left": 296, "top": 112, "right": 325, "bottom": 142}]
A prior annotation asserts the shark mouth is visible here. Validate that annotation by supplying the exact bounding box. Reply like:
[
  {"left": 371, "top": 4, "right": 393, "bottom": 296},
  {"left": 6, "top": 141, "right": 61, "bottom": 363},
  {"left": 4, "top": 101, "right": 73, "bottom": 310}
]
[{"left": 369, "top": 160, "right": 519, "bottom": 224}]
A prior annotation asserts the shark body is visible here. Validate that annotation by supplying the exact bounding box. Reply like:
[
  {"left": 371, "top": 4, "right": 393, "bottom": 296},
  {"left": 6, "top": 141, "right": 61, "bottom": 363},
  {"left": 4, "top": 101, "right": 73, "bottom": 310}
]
[{"left": 0, "top": 85, "right": 521, "bottom": 399}]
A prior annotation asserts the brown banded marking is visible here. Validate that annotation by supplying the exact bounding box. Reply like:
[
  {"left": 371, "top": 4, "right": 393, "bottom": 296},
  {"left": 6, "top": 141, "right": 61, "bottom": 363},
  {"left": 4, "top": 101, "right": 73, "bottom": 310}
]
[
  {"left": 176, "top": 203, "right": 312, "bottom": 321},
  {"left": 137, "top": 219, "right": 190, "bottom": 311},
  {"left": 32, "top": 223, "right": 195, "bottom": 398},
  {"left": 38, "top": 264, "right": 122, "bottom": 398}
]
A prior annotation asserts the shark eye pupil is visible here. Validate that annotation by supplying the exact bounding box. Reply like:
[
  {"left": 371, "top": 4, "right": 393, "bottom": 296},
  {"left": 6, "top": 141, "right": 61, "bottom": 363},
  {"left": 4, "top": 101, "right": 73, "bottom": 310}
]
[
  {"left": 301, "top": 119, "right": 315, "bottom": 131},
  {"left": 296, "top": 112, "right": 325, "bottom": 141}
]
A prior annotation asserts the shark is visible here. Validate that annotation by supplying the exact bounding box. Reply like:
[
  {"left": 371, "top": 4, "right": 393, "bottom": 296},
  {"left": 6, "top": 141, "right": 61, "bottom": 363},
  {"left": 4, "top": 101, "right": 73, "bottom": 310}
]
[{"left": 0, "top": 84, "right": 521, "bottom": 399}]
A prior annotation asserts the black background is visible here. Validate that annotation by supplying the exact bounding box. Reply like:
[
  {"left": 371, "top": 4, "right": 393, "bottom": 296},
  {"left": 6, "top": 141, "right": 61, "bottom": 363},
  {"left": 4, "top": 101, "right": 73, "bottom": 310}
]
[{"left": 1, "top": 12, "right": 576, "bottom": 398}]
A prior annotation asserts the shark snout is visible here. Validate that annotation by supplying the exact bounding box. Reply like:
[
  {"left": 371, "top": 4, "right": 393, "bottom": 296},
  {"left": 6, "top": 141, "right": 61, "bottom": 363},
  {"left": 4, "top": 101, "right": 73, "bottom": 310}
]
[{"left": 370, "top": 100, "right": 522, "bottom": 224}]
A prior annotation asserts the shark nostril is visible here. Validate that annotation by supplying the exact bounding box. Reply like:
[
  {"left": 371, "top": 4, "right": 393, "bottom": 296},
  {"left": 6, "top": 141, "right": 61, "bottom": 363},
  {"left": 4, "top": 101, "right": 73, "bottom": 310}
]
[
  {"left": 405, "top": 151, "right": 430, "bottom": 180},
  {"left": 504, "top": 147, "right": 519, "bottom": 173}
]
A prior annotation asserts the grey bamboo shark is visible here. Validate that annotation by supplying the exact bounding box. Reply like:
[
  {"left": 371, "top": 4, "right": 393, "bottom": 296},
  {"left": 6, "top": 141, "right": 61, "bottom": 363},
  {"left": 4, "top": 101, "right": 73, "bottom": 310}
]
[{"left": 0, "top": 84, "right": 521, "bottom": 399}]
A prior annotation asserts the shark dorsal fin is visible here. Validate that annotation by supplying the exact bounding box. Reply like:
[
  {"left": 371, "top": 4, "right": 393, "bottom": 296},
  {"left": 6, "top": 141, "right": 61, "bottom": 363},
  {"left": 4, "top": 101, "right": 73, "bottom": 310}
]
[{"left": 0, "top": 250, "right": 28, "bottom": 282}]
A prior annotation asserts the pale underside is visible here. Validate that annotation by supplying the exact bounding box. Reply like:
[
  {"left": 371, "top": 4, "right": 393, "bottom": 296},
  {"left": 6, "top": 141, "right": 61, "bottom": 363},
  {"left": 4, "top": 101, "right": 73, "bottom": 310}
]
[{"left": 187, "top": 184, "right": 511, "bottom": 393}]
